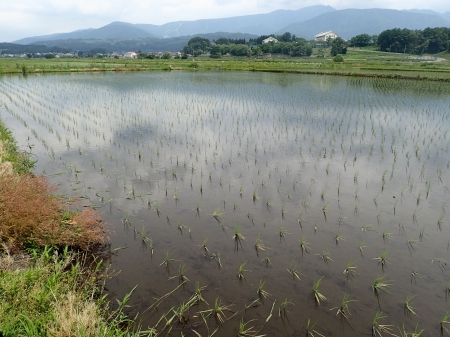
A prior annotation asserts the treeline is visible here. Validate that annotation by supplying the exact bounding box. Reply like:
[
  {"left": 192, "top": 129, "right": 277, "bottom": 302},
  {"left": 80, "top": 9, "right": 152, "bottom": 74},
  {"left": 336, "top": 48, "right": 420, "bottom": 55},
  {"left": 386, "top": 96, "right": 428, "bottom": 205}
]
[
  {"left": 348, "top": 28, "right": 450, "bottom": 55},
  {"left": 0, "top": 43, "right": 70, "bottom": 55},
  {"left": 182, "top": 34, "right": 313, "bottom": 58},
  {"left": 376, "top": 27, "right": 450, "bottom": 54}
]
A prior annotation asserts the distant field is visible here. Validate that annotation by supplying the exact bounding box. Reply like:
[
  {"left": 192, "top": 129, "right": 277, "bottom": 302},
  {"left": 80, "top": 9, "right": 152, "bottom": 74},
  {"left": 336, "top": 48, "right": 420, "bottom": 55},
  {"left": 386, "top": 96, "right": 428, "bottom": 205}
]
[{"left": 1, "top": 51, "right": 450, "bottom": 80}]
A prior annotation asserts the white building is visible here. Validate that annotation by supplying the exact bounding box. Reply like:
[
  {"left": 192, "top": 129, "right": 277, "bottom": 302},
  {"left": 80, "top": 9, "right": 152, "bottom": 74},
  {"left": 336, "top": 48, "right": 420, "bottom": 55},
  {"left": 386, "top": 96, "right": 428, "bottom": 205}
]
[
  {"left": 123, "top": 52, "right": 138, "bottom": 59},
  {"left": 314, "top": 31, "right": 338, "bottom": 41},
  {"left": 262, "top": 37, "right": 278, "bottom": 44}
]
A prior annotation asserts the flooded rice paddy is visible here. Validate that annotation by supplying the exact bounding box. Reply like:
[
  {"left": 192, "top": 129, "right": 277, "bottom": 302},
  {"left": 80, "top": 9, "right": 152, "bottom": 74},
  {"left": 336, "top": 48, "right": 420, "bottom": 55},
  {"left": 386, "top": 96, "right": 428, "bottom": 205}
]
[{"left": 1, "top": 72, "right": 450, "bottom": 336}]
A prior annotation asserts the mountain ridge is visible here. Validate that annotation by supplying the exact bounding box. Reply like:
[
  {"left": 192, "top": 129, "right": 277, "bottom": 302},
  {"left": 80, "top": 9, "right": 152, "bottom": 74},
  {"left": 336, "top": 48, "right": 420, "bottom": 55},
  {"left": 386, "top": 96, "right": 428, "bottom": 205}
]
[
  {"left": 13, "top": 5, "right": 335, "bottom": 44},
  {"left": 277, "top": 9, "right": 450, "bottom": 40}
]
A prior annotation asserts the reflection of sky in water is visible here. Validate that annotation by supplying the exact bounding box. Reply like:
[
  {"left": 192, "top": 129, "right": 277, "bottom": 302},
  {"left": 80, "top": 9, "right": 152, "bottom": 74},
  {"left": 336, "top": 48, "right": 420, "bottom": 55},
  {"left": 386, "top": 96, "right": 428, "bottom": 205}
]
[{"left": 1, "top": 72, "right": 450, "bottom": 335}]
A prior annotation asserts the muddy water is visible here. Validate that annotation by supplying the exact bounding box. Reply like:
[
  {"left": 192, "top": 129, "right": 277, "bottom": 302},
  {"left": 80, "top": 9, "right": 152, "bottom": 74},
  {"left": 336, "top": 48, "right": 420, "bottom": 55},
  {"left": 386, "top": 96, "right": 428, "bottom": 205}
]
[{"left": 1, "top": 72, "right": 450, "bottom": 336}]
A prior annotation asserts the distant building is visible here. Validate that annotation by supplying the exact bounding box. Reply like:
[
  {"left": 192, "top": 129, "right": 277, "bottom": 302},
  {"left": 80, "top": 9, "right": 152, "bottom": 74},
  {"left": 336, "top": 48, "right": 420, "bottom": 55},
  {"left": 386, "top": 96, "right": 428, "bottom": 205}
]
[
  {"left": 262, "top": 37, "right": 278, "bottom": 44},
  {"left": 314, "top": 31, "right": 338, "bottom": 41},
  {"left": 123, "top": 52, "right": 138, "bottom": 59}
]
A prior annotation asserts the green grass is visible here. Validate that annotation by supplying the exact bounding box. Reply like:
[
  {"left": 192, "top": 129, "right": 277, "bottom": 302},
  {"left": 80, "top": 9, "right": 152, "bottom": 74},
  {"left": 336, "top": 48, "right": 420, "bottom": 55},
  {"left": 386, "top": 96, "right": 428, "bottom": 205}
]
[
  {"left": 0, "top": 120, "right": 35, "bottom": 174},
  {"left": 0, "top": 247, "right": 143, "bottom": 336}
]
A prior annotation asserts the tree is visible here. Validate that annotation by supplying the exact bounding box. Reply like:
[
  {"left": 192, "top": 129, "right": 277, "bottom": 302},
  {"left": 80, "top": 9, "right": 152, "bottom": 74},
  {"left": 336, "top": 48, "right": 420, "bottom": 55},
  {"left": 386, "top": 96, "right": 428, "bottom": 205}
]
[
  {"left": 279, "top": 32, "right": 292, "bottom": 42},
  {"left": 229, "top": 44, "right": 250, "bottom": 56},
  {"left": 349, "top": 34, "right": 372, "bottom": 47},
  {"left": 209, "top": 45, "right": 222, "bottom": 58},
  {"left": 183, "top": 36, "right": 211, "bottom": 55},
  {"left": 161, "top": 52, "right": 172, "bottom": 59},
  {"left": 330, "top": 38, "right": 348, "bottom": 56},
  {"left": 216, "top": 38, "right": 230, "bottom": 45}
]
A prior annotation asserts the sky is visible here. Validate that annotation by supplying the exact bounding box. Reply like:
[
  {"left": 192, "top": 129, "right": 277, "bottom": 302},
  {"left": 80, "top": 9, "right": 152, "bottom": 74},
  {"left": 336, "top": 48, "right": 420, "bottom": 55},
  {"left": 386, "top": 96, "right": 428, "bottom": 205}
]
[{"left": 1, "top": 0, "right": 449, "bottom": 42}]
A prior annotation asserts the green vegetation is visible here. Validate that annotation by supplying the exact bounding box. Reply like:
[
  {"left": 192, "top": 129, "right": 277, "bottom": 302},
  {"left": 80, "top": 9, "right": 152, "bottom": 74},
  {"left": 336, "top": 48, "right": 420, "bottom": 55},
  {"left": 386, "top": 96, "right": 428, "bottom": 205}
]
[
  {"left": 0, "top": 121, "right": 35, "bottom": 175},
  {"left": 1, "top": 48, "right": 449, "bottom": 81},
  {"left": 0, "top": 248, "right": 142, "bottom": 336},
  {"left": 377, "top": 27, "right": 450, "bottom": 54}
]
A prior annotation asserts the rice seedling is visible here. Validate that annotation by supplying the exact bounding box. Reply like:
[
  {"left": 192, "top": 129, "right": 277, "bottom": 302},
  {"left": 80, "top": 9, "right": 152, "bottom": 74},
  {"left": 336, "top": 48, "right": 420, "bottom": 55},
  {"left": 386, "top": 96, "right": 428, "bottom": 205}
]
[
  {"left": 233, "top": 224, "right": 245, "bottom": 251},
  {"left": 257, "top": 279, "right": 271, "bottom": 299},
  {"left": 372, "top": 275, "right": 391, "bottom": 299},
  {"left": 281, "top": 203, "right": 286, "bottom": 219},
  {"left": 440, "top": 311, "right": 450, "bottom": 337},
  {"left": 193, "top": 201, "right": 201, "bottom": 216},
  {"left": 330, "top": 294, "right": 356, "bottom": 329},
  {"left": 305, "top": 318, "right": 324, "bottom": 337},
  {"left": 374, "top": 250, "right": 389, "bottom": 270},
  {"left": 210, "top": 207, "right": 224, "bottom": 223},
  {"left": 316, "top": 251, "right": 333, "bottom": 265},
  {"left": 382, "top": 230, "right": 393, "bottom": 243},
  {"left": 287, "top": 259, "right": 304, "bottom": 280},
  {"left": 198, "top": 238, "right": 210, "bottom": 256},
  {"left": 140, "top": 226, "right": 150, "bottom": 243},
  {"left": 252, "top": 190, "right": 259, "bottom": 202},
  {"left": 299, "top": 235, "right": 310, "bottom": 256},
  {"left": 438, "top": 214, "right": 446, "bottom": 230},
  {"left": 149, "top": 238, "right": 154, "bottom": 256},
  {"left": 411, "top": 266, "right": 422, "bottom": 284},
  {"left": 312, "top": 277, "right": 326, "bottom": 305},
  {"left": 322, "top": 202, "right": 329, "bottom": 220},
  {"left": 238, "top": 261, "right": 249, "bottom": 280},
  {"left": 277, "top": 226, "right": 289, "bottom": 242},
  {"left": 413, "top": 207, "right": 421, "bottom": 224},
  {"left": 278, "top": 298, "right": 294, "bottom": 318},
  {"left": 398, "top": 322, "right": 425, "bottom": 337},
  {"left": 199, "top": 298, "right": 234, "bottom": 327},
  {"left": 446, "top": 281, "right": 450, "bottom": 301},
  {"left": 254, "top": 233, "right": 266, "bottom": 255},
  {"left": 404, "top": 293, "right": 418, "bottom": 316},
  {"left": 407, "top": 238, "right": 419, "bottom": 254},
  {"left": 237, "top": 318, "right": 261, "bottom": 337},
  {"left": 419, "top": 226, "right": 428, "bottom": 242},
  {"left": 343, "top": 261, "right": 357, "bottom": 280},
  {"left": 372, "top": 311, "right": 394, "bottom": 337},
  {"left": 261, "top": 252, "right": 272, "bottom": 267},
  {"left": 335, "top": 228, "right": 345, "bottom": 245},
  {"left": 160, "top": 249, "right": 176, "bottom": 271},
  {"left": 297, "top": 210, "right": 304, "bottom": 228},
  {"left": 189, "top": 282, "right": 208, "bottom": 306},
  {"left": 359, "top": 241, "right": 367, "bottom": 256}
]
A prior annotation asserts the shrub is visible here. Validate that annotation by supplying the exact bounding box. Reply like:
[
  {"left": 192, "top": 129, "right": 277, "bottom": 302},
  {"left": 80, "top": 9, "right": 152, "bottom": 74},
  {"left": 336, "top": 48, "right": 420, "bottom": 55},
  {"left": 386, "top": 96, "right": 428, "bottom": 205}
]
[
  {"left": 0, "top": 174, "right": 107, "bottom": 250},
  {"left": 333, "top": 54, "right": 344, "bottom": 63}
]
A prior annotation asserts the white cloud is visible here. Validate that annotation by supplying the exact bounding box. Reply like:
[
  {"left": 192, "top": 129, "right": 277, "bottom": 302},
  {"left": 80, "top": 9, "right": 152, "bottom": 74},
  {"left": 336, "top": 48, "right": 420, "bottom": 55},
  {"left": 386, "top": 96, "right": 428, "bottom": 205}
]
[{"left": 1, "top": 0, "right": 449, "bottom": 42}]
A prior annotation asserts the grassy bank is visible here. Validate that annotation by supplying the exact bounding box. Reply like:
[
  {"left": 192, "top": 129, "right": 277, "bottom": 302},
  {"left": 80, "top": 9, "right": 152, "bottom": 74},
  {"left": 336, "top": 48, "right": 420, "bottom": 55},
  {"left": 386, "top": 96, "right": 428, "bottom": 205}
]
[
  {"left": 0, "top": 120, "right": 144, "bottom": 336},
  {"left": 1, "top": 50, "right": 450, "bottom": 81}
]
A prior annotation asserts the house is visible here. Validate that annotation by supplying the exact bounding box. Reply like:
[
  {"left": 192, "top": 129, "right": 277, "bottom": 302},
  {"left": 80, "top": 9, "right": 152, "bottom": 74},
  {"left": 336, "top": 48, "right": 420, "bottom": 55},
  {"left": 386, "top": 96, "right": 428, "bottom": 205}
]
[
  {"left": 262, "top": 37, "right": 278, "bottom": 44},
  {"left": 314, "top": 31, "right": 338, "bottom": 41},
  {"left": 123, "top": 52, "right": 138, "bottom": 59}
]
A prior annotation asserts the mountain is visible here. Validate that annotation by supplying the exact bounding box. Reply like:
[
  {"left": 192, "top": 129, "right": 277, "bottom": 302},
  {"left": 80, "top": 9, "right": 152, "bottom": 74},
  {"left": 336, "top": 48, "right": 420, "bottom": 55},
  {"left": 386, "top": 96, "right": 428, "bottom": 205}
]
[
  {"left": 442, "top": 12, "right": 450, "bottom": 21},
  {"left": 13, "top": 5, "right": 334, "bottom": 44},
  {"left": 278, "top": 9, "right": 450, "bottom": 40},
  {"left": 404, "top": 9, "right": 450, "bottom": 21},
  {"left": 135, "top": 5, "right": 335, "bottom": 38},
  {"left": 14, "top": 22, "right": 153, "bottom": 44},
  {"left": 14, "top": 29, "right": 95, "bottom": 45},
  {"left": 403, "top": 9, "right": 442, "bottom": 16}
]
